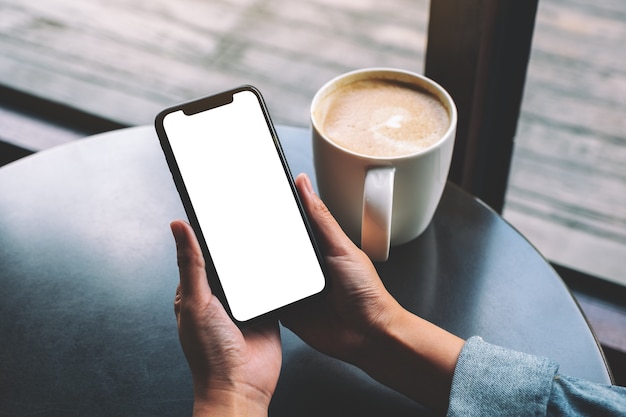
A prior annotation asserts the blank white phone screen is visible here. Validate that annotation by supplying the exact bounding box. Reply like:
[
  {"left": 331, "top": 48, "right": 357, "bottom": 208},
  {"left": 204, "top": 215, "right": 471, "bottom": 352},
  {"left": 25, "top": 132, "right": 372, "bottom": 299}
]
[{"left": 163, "top": 90, "right": 325, "bottom": 322}]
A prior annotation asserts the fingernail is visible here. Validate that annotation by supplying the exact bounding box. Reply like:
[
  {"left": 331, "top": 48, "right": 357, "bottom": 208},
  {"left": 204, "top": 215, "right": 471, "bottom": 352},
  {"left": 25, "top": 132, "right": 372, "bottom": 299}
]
[
  {"left": 299, "top": 173, "right": 314, "bottom": 195},
  {"left": 170, "top": 221, "right": 185, "bottom": 246}
]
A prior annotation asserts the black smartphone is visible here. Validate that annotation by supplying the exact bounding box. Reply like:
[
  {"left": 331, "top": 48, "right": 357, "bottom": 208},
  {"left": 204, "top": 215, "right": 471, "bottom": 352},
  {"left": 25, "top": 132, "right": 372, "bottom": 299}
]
[{"left": 155, "top": 86, "right": 327, "bottom": 326}]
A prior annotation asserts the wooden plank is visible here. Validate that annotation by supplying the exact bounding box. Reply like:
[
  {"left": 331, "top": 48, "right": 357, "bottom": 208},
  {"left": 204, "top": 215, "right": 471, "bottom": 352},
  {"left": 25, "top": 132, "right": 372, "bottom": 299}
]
[
  {"left": 0, "top": 0, "right": 428, "bottom": 126},
  {"left": 0, "top": 105, "right": 82, "bottom": 150},
  {"left": 504, "top": 205, "right": 626, "bottom": 286},
  {"left": 501, "top": 0, "right": 626, "bottom": 286}
]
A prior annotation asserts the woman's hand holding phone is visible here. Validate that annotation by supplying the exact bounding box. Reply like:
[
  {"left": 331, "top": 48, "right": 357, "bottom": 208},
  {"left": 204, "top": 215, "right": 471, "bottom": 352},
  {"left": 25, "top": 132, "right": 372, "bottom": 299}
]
[
  {"left": 172, "top": 219, "right": 282, "bottom": 417},
  {"left": 285, "top": 174, "right": 464, "bottom": 415}
]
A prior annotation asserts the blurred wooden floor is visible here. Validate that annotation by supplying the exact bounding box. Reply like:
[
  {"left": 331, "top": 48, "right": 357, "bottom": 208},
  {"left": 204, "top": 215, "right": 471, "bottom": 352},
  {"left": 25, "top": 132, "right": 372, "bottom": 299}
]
[
  {"left": 505, "top": 0, "right": 626, "bottom": 287},
  {"left": 0, "top": 0, "right": 625, "bottom": 285}
]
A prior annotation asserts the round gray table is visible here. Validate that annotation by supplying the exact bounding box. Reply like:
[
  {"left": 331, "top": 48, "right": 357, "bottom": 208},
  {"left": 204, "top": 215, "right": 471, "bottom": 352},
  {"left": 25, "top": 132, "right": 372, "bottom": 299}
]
[{"left": 0, "top": 125, "right": 611, "bottom": 416}]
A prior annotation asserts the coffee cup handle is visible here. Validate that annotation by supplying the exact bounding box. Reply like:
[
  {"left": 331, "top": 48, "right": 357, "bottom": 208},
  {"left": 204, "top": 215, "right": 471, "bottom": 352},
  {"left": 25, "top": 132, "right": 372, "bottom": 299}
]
[{"left": 361, "top": 167, "right": 395, "bottom": 262}]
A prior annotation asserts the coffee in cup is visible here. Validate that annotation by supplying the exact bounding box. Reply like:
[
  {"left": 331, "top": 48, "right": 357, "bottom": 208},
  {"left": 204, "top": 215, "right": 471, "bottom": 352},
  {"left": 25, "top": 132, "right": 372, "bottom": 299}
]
[
  {"left": 311, "top": 68, "right": 457, "bottom": 261},
  {"left": 314, "top": 78, "right": 450, "bottom": 158}
]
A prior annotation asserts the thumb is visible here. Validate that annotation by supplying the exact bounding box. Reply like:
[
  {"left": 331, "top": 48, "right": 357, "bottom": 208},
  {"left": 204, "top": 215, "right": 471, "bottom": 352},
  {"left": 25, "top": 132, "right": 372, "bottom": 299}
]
[
  {"left": 170, "top": 220, "right": 211, "bottom": 299},
  {"left": 295, "top": 173, "right": 359, "bottom": 257}
]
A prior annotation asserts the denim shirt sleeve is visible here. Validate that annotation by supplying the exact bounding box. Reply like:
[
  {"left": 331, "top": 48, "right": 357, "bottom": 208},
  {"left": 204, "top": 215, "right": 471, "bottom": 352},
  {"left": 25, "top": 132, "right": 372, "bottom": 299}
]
[
  {"left": 548, "top": 373, "right": 626, "bottom": 415},
  {"left": 446, "top": 336, "right": 626, "bottom": 416}
]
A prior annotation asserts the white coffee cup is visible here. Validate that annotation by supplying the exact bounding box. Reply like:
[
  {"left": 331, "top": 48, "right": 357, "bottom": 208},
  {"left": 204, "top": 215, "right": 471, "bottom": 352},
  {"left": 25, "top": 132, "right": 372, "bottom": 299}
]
[{"left": 311, "top": 68, "right": 457, "bottom": 261}]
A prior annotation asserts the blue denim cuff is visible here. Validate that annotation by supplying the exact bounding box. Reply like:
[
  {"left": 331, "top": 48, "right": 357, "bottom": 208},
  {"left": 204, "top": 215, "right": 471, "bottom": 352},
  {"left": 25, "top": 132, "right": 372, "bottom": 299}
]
[{"left": 447, "top": 336, "right": 559, "bottom": 416}]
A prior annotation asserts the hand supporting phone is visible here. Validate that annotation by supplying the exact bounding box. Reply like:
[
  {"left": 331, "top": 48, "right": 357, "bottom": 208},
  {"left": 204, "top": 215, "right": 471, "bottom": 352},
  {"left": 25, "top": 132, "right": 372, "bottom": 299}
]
[{"left": 155, "top": 86, "right": 327, "bottom": 326}]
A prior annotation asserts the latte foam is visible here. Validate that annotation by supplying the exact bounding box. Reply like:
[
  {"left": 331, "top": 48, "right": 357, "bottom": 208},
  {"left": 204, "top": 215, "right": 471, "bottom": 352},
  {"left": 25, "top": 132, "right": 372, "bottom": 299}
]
[{"left": 317, "top": 79, "right": 449, "bottom": 157}]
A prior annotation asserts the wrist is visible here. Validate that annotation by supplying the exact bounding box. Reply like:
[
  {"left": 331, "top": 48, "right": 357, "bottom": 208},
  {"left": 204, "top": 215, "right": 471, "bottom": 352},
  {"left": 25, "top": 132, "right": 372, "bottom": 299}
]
[
  {"left": 192, "top": 385, "right": 271, "bottom": 417},
  {"left": 355, "top": 308, "right": 464, "bottom": 413}
]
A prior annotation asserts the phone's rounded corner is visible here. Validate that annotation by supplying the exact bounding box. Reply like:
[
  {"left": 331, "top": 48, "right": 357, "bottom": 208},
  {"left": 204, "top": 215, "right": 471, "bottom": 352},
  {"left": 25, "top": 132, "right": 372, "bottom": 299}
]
[
  {"left": 229, "top": 311, "right": 268, "bottom": 330},
  {"left": 237, "top": 84, "right": 262, "bottom": 96},
  {"left": 319, "top": 276, "right": 330, "bottom": 297}
]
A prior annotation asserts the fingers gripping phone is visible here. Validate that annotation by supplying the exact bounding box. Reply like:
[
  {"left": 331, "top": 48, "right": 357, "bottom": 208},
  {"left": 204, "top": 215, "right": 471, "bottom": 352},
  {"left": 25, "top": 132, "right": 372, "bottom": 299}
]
[{"left": 155, "top": 86, "right": 327, "bottom": 326}]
